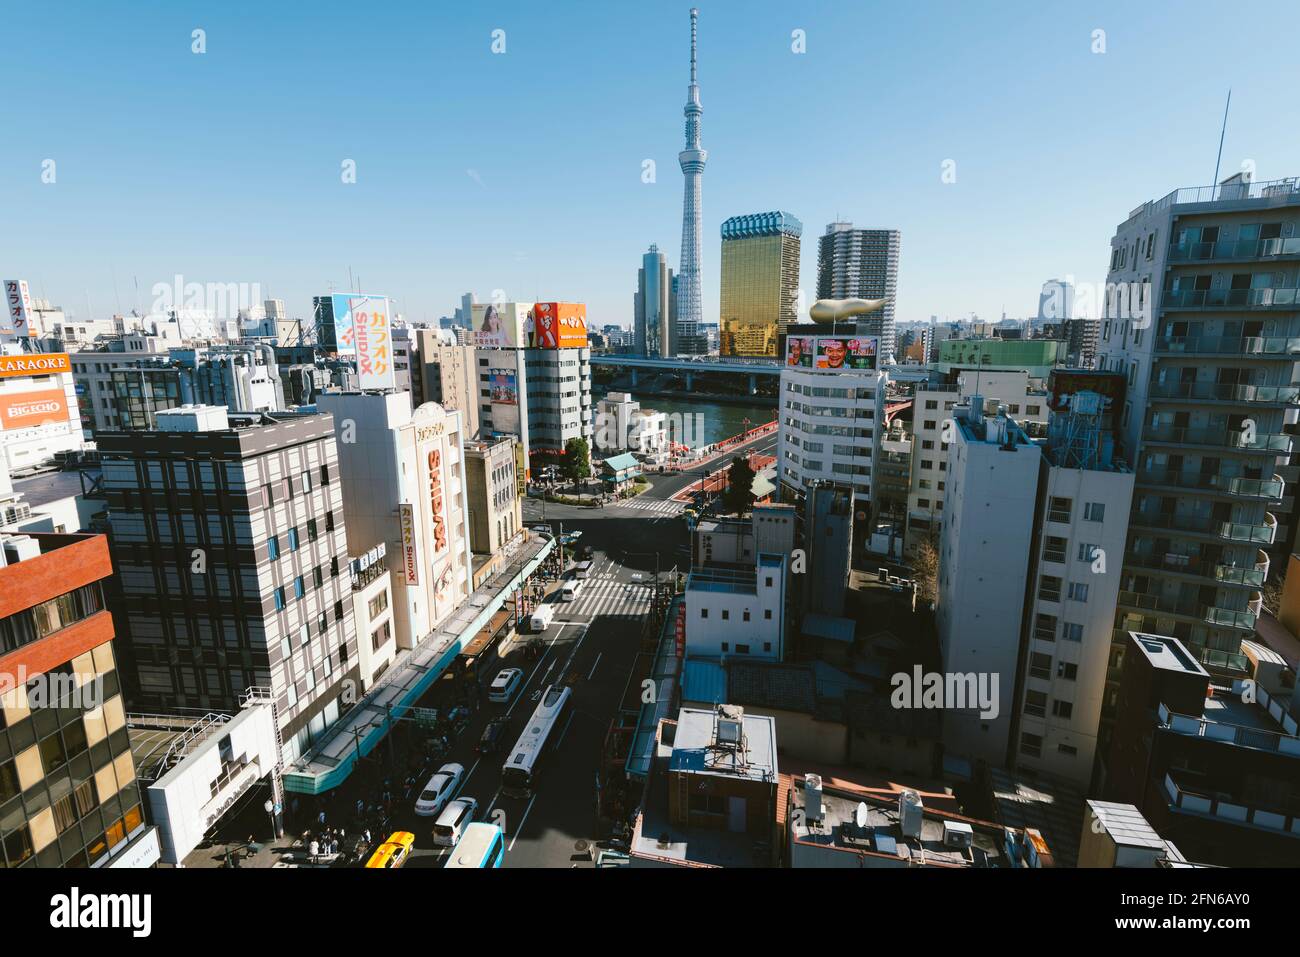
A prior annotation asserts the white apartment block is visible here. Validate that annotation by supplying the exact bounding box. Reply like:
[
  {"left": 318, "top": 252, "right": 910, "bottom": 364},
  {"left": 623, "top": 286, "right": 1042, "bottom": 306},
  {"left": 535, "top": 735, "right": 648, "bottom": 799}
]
[
  {"left": 908, "top": 369, "right": 1049, "bottom": 548},
  {"left": 936, "top": 399, "right": 1041, "bottom": 765},
  {"left": 1014, "top": 440, "right": 1134, "bottom": 786},
  {"left": 595, "top": 391, "right": 668, "bottom": 455},
  {"left": 685, "top": 553, "right": 788, "bottom": 661}
]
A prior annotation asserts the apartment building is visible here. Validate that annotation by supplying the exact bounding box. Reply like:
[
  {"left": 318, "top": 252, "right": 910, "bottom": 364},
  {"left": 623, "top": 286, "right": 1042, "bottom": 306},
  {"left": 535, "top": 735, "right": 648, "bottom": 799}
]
[
  {"left": 1099, "top": 173, "right": 1300, "bottom": 674},
  {"left": 413, "top": 330, "right": 479, "bottom": 439},
  {"left": 684, "top": 554, "right": 788, "bottom": 661},
  {"left": 463, "top": 433, "right": 523, "bottom": 560},
  {"left": 98, "top": 405, "right": 360, "bottom": 766},
  {"left": 817, "top": 223, "right": 900, "bottom": 361}
]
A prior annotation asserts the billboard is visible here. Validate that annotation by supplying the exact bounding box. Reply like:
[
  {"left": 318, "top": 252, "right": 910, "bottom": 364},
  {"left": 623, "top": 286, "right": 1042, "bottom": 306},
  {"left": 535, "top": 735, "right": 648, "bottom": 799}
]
[
  {"left": 3, "top": 280, "right": 33, "bottom": 337},
  {"left": 350, "top": 295, "right": 395, "bottom": 390},
  {"left": 514, "top": 439, "right": 528, "bottom": 494},
  {"left": 329, "top": 294, "right": 356, "bottom": 354},
  {"left": 488, "top": 369, "right": 517, "bottom": 405},
  {"left": 472, "top": 303, "right": 526, "bottom": 349},
  {"left": 785, "top": 336, "right": 815, "bottom": 367},
  {"left": 0, "top": 353, "right": 71, "bottom": 378},
  {"left": 530, "top": 302, "right": 588, "bottom": 349},
  {"left": 0, "top": 390, "right": 68, "bottom": 431},
  {"left": 815, "top": 336, "right": 877, "bottom": 370},
  {"left": 399, "top": 503, "right": 419, "bottom": 585}
]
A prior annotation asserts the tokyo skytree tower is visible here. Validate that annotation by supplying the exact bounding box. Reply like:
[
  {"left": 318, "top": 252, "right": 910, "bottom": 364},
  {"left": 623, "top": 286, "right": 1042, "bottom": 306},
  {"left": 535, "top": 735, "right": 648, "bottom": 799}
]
[{"left": 675, "top": 7, "right": 706, "bottom": 352}]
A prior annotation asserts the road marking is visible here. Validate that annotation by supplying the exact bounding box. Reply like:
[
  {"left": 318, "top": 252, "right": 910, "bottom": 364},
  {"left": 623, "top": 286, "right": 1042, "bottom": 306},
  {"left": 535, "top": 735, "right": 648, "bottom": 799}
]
[
  {"left": 509, "top": 793, "right": 538, "bottom": 851},
  {"left": 587, "top": 652, "right": 602, "bottom": 680}
]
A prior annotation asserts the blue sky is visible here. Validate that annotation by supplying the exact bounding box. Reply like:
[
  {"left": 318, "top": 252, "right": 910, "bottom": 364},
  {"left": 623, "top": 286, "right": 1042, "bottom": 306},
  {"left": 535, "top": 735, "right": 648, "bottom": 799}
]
[{"left": 3, "top": 0, "right": 1298, "bottom": 329}]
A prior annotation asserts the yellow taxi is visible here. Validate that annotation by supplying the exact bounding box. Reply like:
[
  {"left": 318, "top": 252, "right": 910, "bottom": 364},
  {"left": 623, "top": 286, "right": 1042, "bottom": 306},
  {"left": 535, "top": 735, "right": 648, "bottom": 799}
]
[{"left": 364, "top": 831, "right": 415, "bottom": 869}]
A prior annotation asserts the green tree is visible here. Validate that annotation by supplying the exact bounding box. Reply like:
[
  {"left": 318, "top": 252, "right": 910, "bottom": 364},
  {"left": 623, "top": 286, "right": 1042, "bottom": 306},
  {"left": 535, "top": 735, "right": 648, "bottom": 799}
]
[
  {"left": 562, "top": 437, "right": 591, "bottom": 488},
  {"left": 721, "top": 455, "right": 756, "bottom": 515}
]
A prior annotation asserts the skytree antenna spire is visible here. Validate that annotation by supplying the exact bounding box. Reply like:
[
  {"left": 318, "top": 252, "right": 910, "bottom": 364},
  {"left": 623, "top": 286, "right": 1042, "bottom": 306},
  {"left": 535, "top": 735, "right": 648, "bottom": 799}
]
[{"left": 675, "top": 7, "right": 706, "bottom": 356}]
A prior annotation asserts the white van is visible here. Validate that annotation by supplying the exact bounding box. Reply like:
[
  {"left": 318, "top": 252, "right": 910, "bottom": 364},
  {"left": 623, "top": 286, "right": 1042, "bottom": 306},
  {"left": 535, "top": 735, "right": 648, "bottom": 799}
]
[
  {"left": 528, "top": 604, "right": 556, "bottom": 632},
  {"left": 433, "top": 797, "right": 479, "bottom": 848},
  {"left": 561, "top": 579, "right": 585, "bottom": 602},
  {"left": 573, "top": 561, "right": 593, "bottom": 580},
  {"left": 488, "top": 667, "right": 524, "bottom": 704}
]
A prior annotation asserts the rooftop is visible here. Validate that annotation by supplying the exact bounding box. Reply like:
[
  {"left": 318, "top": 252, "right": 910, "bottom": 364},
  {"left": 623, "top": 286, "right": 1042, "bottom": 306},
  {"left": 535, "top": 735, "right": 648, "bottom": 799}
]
[
  {"left": 1130, "top": 631, "right": 1211, "bottom": 676},
  {"left": 667, "top": 706, "right": 777, "bottom": 783}
]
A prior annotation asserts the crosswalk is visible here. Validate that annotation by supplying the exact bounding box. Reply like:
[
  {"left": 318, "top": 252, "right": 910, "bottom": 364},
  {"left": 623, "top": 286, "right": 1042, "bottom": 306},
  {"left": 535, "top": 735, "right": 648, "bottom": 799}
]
[
  {"left": 616, "top": 498, "right": 686, "bottom": 517},
  {"left": 557, "top": 576, "right": 656, "bottom": 619}
]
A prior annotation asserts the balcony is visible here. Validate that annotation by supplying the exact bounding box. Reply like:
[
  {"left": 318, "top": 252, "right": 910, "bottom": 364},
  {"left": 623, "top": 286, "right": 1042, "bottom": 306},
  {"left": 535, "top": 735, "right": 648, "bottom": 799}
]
[
  {"left": 1146, "top": 381, "right": 1300, "bottom": 406},
  {"left": 1142, "top": 424, "right": 1293, "bottom": 453},
  {"left": 1135, "top": 469, "right": 1285, "bottom": 500},
  {"left": 1125, "top": 548, "right": 1269, "bottom": 588},
  {"left": 1168, "top": 236, "right": 1300, "bottom": 263},
  {"left": 1117, "top": 590, "right": 1257, "bottom": 631},
  {"left": 1154, "top": 335, "right": 1300, "bottom": 356},
  {"left": 1162, "top": 287, "right": 1300, "bottom": 310},
  {"left": 1129, "top": 510, "right": 1277, "bottom": 544}
]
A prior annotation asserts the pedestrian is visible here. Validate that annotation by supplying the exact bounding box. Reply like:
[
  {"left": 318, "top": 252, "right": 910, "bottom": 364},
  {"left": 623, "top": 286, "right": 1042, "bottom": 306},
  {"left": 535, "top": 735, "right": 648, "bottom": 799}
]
[
  {"left": 317, "top": 809, "right": 326, "bottom": 827},
  {"left": 364, "top": 828, "right": 371, "bottom": 845},
  {"left": 309, "top": 838, "right": 319, "bottom": 862}
]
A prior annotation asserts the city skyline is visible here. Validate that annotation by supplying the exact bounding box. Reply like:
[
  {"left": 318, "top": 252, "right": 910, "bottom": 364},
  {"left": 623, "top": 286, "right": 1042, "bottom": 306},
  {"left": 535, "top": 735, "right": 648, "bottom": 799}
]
[{"left": 4, "top": 1, "right": 1299, "bottom": 330}]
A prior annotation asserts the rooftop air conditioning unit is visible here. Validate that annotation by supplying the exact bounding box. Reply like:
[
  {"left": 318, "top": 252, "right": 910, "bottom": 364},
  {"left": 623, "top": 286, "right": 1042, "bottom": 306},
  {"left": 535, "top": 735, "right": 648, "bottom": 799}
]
[
  {"left": 899, "top": 789, "right": 924, "bottom": 839},
  {"left": 943, "top": 820, "right": 974, "bottom": 850},
  {"left": 805, "top": 774, "right": 824, "bottom": 824}
]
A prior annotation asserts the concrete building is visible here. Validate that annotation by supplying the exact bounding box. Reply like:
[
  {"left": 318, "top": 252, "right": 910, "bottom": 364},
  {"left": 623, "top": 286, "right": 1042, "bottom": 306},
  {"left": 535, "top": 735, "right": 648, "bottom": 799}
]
[
  {"left": 1100, "top": 173, "right": 1300, "bottom": 673},
  {"left": 71, "top": 333, "right": 180, "bottom": 434},
  {"left": 98, "top": 405, "right": 360, "bottom": 765},
  {"left": 0, "top": 349, "right": 84, "bottom": 475},
  {"left": 633, "top": 245, "right": 675, "bottom": 358},
  {"left": 935, "top": 399, "right": 1042, "bottom": 765},
  {"left": 718, "top": 211, "right": 802, "bottom": 358},
  {"left": 936, "top": 338, "right": 1061, "bottom": 380},
  {"left": 777, "top": 333, "right": 886, "bottom": 512},
  {"left": 629, "top": 704, "right": 778, "bottom": 868},
  {"left": 690, "top": 503, "right": 797, "bottom": 567},
  {"left": 348, "top": 543, "right": 395, "bottom": 691},
  {"left": 817, "top": 223, "right": 901, "bottom": 361},
  {"left": 594, "top": 391, "right": 668, "bottom": 455},
  {"left": 463, "top": 433, "right": 523, "bottom": 561},
  {"left": 0, "top": 532, "right": 161, "bottom": 868},
  {"left": 684, "top": 553, "right": 787, "bottom": 661},
  {"left": 413, "top": 330, "right": 479, "bottom": 439},
  {"left": 802, "top": 481, "right": 853, "bottom": 618},
  {"left": 1106, "top": 630, "right": 1300, "bottom": 866},
  {"left": 314, "top": 393, "right": 473, "bottom": 653},
  {"left": 1078, "top": 801, "right": 1187, "bottom": 868}
]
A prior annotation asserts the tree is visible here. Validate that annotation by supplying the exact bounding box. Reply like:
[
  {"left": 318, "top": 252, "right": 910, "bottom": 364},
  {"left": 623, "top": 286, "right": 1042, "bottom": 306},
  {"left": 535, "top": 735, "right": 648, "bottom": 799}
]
[
  {"left": 562, "top": 437, "right": 591, "bottom": 488},
  {"left": 721, "top": 455, "right": 756, "bottom": 515},
  {"left": 911, "top": 536, "right": 940, "bottom": 609}
]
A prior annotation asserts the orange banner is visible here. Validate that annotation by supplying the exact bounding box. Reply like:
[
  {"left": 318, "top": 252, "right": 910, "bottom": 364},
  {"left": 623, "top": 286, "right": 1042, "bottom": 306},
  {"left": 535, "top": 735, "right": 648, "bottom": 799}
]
[
  {"left": 0, "top": 390, "right": 68, "bottom": 429},
  {"left": 531, "top": 302, "right": 588, "bottom": 349},
  {"left": 0, "top": 353, "right": 71, "bottom": 378}
]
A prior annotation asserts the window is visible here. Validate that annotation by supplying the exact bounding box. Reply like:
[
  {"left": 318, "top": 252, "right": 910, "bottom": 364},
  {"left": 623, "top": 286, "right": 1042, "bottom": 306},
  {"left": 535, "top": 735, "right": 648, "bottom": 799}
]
[
  {"left": 1029, "top": 653, "right": 1052, "bottom": 681},
  {"left": 721, "top": 610, "right": 730, "bottom": 621},
  {"left": 299, "top": 624, "right": 310, "bottom": 646},
  {"left": 371, "top": 621, "right": 392, "bottom": 652},
  {"left": 1024, "top": 690, "right": 1048, "bottom": 717},
  {"left": 1020, "top": 733, "right": 1043, "bottom": 758},
  {"left": 320, "top": 464, "right": 330, "bottom": 485},
  {"left": 1038, "top": 576, "right": 1062, "bottom": 603},
  {"left": 368, "top": 590, "right": 389, "bottom": 618},
  {"left": 735, "top": 644, "right": 750, "bottom": 654},
  {"left": 262, "top": 483, "right": 274, "bottom": 508},
  {"left": 288, "top": 528, "right": 300, "bottom": 551},
  {"left": 268, "top": 536, "right": 280, "bottom": 560},
  {"left": 1034, "top": 614, "right": 1057, "bottom": 643},
  {"left": 1052, "top": 699, "right": 1074, "bottom": 719},
  {"left": 1058, "top": 743, "right": 1078, "bottom": 757},
  {"left": 1077, "top": 543, "right": 1099, "bottom": 563},
  {"left": 1084, "top": 502, "right": 1105, "bottom": 522},
  {"left": 764, "top": 609, "right": 772, "bottom": 620},
  {"left": 1057, "top": 662, "right": 1078, "bottom": 681},
  {"left": 700, "top": 608, "right": 708, "bottom": 619},
  {"left": 300, "top": 471, "right": 312, "bottom": 494},
  {"left": 294, "top": 576, "right": 305, "bottom": 599},
  {"left": 742, "top": 610, "right": 750, "bottom": 622},
  {"left": 1067, "top": 582, "right": 1089, "bottom": 602},
  {"left": 1042, "top": 536, "right": 1067, "bottom": 563},
  {"left": 274, "top": 587, "right": 286, "bottom": 610},
  {"left": 307, "top": 519, "right": 318, "bottom": 541},
  {"left": 1047, "top": 497, "right": 1072, "bottom": 523},
  {"left": 1062, "top": 622, "right": 1084, "bottom": 642}
]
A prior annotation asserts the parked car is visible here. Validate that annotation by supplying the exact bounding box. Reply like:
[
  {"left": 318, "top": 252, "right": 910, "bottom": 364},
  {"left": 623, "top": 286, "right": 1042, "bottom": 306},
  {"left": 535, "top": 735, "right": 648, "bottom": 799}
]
[
  {"left": 478, "top": 716, "right": 511, "bottom": 754},
  {"left": 414, "top": 763, "right": 465, "bottom": 817}
]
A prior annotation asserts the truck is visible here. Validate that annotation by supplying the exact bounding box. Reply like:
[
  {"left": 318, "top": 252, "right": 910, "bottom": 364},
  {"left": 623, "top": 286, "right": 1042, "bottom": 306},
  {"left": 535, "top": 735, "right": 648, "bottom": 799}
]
[{"left": 528, "top": 603, "right": 556, "bottom": 632}]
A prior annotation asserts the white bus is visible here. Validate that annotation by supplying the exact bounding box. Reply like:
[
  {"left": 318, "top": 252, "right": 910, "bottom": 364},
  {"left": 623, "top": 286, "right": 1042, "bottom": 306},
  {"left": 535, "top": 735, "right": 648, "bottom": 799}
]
[
  {"left": 444, "top": 822, "right": 505, "bottom": 868},
  {"left": 501, "top": 684, "right": 572, "bottom": 798}
]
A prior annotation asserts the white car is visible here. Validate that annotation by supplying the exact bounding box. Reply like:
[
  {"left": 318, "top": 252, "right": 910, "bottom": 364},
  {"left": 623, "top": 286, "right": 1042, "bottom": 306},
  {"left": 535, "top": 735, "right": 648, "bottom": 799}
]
[
  {"left": 488, "top": 667, "right": 524, "bottom": 704},
  {"left": 414, "top": 763, "right": 465, "bottom": 817},
  {"left": 433, "top": 797, "right": 479, "bottom": 847}
]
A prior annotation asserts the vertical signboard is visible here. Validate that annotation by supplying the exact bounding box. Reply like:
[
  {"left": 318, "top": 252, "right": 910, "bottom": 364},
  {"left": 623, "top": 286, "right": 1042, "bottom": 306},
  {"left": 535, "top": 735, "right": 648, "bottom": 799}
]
[
  {"left": 350, "top": 295, "right": 394, "bottom": 390},
  {"left": 329, "top": 294, "right": 356, "bottom": 354},
  {"left": 531, "top": 302, "right": 588, "bottom": 349},
  {"left": 3, "top": 280, "right": 33, "bottom": 336},
  {"left": 399, "top": 503, "right": 419, "bottom": 585}
]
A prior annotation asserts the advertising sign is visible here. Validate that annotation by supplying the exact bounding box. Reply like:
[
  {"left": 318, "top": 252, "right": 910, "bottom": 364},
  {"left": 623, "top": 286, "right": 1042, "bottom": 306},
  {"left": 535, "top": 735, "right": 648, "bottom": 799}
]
[
  {"left": 329, "top": 294, "right": 356, "bottom": 355},
  {"left": 785, "top": 336, "right": 815, "bottom": 367},
  {"left": 815, "top": 336, "right": 878, "bottom": 370},
  {"left": 530, "top": 302, "right": 588, "bottom": 349},
  {"left": 514, "top": 439, "right": 528, "bottom": 495},
  {"left": 426, "top": 446, "right": 448, "bottom": 556},
  {"left": 0, "top": 353, "right": 71, "bottom": 378},
  {"left": 488, "top": 369, "right": 518, "bottom": 405},
  {"left": 350, "top": 295, "right": 395, "bottom": 390},
  {"left": 0, "top": 390, "right": 69, "bottom": 431},
  {"left": 3, "top": 280, "right": 33, "bottom": 337},
  {"left": 399, "top": 503, "right": 419, "bottom": 585},
  {"left": 472, "top": 303, "right": 525, "bottom": 349}
]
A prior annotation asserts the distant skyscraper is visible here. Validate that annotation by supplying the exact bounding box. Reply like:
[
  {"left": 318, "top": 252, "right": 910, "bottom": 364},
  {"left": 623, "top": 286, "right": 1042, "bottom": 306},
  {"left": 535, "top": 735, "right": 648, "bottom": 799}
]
[
  {"left": 675, "top": 8, "right": 706, "bottom": 356},
  {"left": 719, "top": 211, "right": 802, "bottom": 357},
  {"left": 817, "top": 222, "right": 901, "bottom": 361},
  {"left": 634, "top": 245, "right": 674, "bottom": 357}
]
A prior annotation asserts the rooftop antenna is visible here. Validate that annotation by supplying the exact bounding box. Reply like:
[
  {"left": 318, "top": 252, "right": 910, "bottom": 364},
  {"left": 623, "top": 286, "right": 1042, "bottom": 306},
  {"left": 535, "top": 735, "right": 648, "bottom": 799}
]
[{"left": 1212, "top": 89, "right": 1231, "bottom": 186}]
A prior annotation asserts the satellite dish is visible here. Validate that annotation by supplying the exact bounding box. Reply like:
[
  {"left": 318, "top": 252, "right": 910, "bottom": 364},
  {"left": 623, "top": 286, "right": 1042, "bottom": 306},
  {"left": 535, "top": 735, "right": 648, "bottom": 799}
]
[{"left": 855, "top": 802, "right": 869, "bottom": 828}]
